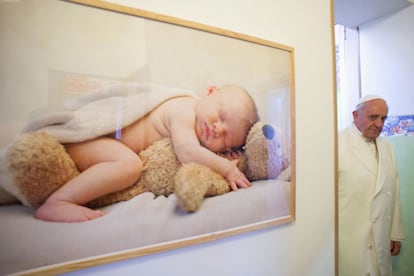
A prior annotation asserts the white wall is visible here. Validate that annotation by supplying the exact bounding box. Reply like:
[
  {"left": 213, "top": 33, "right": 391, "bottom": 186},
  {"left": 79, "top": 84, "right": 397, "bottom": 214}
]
[
  {"left": 359, "top": 5, "right": 414, "bottom": 116},
  {"left": 65, "top": 0, "right": 336, "bottom": 275},
  {"left": 335, "top": 25, "right": 361, "bottom": 130}
]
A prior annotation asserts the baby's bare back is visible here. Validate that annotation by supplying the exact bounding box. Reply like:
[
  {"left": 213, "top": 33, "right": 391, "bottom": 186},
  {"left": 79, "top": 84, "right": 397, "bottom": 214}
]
[
  {"left": 116, "top": 96, "right": 197, "bottom": 153},
  {"left": 116, "top": 108, "right": 168, "bottom": 153}
]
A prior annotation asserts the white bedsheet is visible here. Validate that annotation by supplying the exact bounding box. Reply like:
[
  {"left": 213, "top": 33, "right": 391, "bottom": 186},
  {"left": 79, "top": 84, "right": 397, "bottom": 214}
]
[{"left": 0, "top": 179, "right": 290, "bottom": 275}]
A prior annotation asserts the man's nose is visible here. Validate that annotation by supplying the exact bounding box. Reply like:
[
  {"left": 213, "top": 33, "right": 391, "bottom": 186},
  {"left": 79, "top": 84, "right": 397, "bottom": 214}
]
[{"left": 374, "top": 118, "right": 384, "bottom": 127}]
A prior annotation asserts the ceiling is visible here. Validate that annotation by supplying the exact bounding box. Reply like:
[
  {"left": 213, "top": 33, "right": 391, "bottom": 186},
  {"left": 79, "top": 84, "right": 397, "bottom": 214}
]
[{"left": 334, "top": 0, "right": 412, "bottom": 28}]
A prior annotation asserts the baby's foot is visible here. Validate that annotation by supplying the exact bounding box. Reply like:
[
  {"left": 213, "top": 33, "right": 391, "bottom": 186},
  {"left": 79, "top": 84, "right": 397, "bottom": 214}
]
[{"left": 35, "top": 198, "right": 105, "bottom": 223}]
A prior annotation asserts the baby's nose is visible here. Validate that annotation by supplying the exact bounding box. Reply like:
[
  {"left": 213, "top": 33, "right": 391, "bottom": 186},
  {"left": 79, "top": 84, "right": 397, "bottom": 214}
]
[{"left": 214, "top": 122, "right": 224, "bottom": 137}]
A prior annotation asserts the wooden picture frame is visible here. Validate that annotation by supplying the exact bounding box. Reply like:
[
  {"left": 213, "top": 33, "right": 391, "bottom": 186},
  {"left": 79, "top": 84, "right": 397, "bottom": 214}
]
[{"left": 0, "top": 0, "right": 295, "bottom": 274}]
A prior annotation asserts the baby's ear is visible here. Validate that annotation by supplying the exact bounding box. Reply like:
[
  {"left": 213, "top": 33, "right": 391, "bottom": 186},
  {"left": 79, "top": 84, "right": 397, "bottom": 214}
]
[{"left": 205, "top": 86, "right": 217, "bottom": 96}]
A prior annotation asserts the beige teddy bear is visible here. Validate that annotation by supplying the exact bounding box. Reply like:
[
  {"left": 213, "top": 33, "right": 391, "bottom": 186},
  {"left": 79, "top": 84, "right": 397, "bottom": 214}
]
[{"left": 0, "top": 121, "right": 289, "bottom": 212}]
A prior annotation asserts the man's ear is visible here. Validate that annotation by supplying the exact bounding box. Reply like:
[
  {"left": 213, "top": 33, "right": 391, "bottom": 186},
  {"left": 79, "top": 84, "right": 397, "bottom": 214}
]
[{"left": 352, "top": 110, "right": 358, "bottom": 120}]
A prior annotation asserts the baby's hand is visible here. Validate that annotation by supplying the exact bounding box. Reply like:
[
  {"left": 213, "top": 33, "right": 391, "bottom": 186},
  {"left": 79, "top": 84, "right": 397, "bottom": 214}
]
[
  {"left": 225, "top": 160, "right": 251, "bottom": 191},
  {"left": 221, "top": 149, "right": 243, "bottom": 160}
]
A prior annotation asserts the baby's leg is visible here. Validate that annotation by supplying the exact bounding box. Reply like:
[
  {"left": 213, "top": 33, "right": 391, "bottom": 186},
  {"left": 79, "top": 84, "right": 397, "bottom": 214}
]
[{"left": 35, "top": 137, "right": 142, "bottom": 222}]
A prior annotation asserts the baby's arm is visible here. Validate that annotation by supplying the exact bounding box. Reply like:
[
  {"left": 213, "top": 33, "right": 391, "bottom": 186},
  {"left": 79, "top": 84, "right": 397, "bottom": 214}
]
[
  {"left": 178, "top": 140, "right": 250, "bottom": 190},
  {"left": 170, "top": 121, "right": 250, "bottom": 190}
]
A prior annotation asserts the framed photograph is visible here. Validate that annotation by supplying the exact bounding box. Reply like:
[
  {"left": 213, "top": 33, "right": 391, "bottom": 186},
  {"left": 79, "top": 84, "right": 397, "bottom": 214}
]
[{"left": 0, "top": 0, "right": 295, "bottom": 274}]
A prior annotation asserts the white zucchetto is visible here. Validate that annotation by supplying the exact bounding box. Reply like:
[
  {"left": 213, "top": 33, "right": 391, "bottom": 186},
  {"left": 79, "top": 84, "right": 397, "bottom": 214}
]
[{"left": 355, "top": 94, "right": 385, "bottom": 109}]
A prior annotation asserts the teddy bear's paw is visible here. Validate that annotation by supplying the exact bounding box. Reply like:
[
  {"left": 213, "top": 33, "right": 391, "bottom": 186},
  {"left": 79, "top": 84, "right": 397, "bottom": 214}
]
[
  {"left": 5, "top": 132, "right": 79, "bottom": 208},
  {"left": 174, "top": 163, "right": 215, "bottom": 212},
  {"left": 276, "top": 165, "right": 291, "bottom": 181},
  {"left": 205, "top": 175, "right": 230, "bottom": 196},
  {"left": 175, "top": 186, "right": 204, "bottom": 212}
]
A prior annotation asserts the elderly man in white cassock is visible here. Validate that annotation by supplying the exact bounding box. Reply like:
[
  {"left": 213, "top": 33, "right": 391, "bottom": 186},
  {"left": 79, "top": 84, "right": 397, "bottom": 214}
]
[{"left": 338, "top": 95, "right": 404, "bottom": 276}]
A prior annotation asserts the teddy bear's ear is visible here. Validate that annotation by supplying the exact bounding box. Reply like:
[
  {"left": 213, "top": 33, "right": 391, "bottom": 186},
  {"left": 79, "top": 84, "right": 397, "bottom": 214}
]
[
  {"left": 262, "top": 124, "right": 275, "bottom": 140},
  {"left": 242, "top": 122, "right": 285, "bottom": 181}
]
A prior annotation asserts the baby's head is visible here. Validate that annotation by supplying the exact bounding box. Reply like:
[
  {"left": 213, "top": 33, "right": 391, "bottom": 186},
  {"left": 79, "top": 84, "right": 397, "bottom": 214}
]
[{"left": 195, "top": 85, "right": 259, "bottom": 153}]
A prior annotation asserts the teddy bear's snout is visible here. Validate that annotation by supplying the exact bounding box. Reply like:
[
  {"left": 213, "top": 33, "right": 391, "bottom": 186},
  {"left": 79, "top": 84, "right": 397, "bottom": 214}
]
[{"left": 262, "top": 124, "right": 275, "bottom": 140}]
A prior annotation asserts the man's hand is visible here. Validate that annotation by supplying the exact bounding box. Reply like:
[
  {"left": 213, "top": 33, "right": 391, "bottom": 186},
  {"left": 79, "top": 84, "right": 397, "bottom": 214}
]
[{"left": 391, "top": 240, "right": 401, "bottom": 256}]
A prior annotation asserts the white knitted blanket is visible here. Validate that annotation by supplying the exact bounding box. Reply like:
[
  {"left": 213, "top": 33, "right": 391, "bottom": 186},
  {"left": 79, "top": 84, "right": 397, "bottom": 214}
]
[{"left": 23, "top": 83, "right": 196, "bottom": 143}]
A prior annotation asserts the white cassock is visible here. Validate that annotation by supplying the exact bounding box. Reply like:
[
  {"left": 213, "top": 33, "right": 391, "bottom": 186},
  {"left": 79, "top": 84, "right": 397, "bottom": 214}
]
[{"left": 338, "top": 124, "right": 404, "bottom": 276}]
